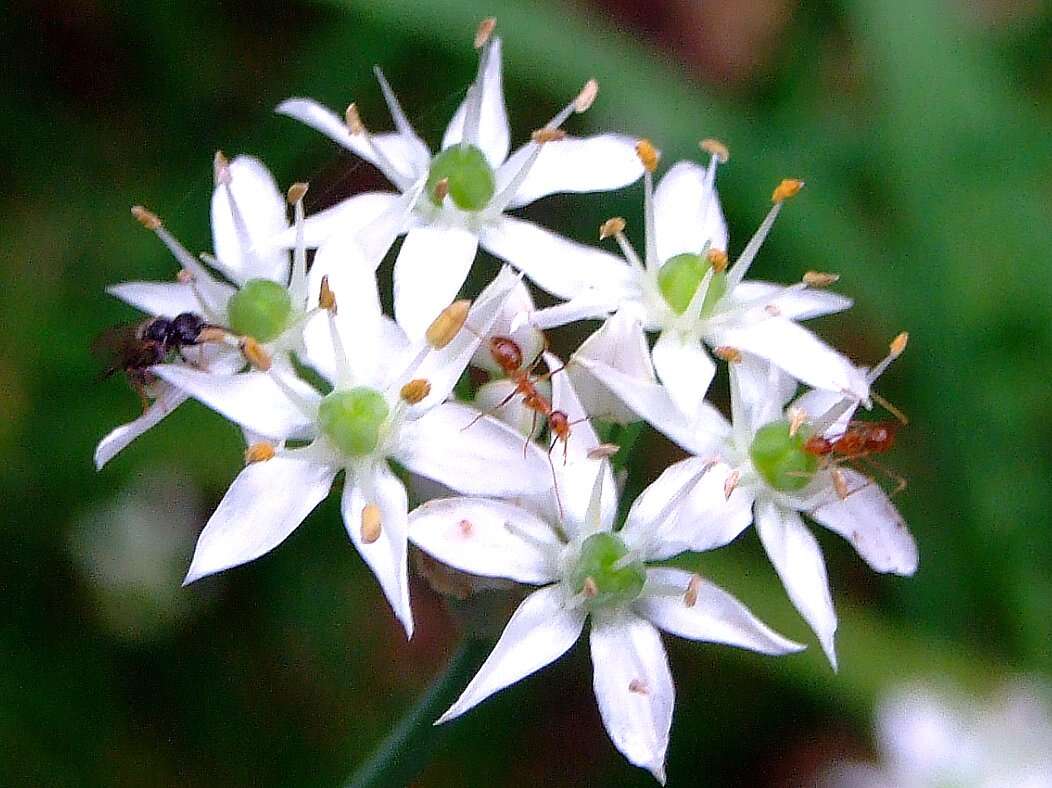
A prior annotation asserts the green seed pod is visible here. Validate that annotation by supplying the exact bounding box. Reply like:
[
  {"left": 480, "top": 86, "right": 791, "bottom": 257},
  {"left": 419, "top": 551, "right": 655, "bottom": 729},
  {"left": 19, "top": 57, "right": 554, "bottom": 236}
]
[
  {"left": 317, "top": 387, "right": 390, "bottom": 457},
  {"left": 567, "top": 532, "right": 646, "bottom": 609},
  {"left": 749, "top": 419, "right": 818, "bottom": 492},
  {"left": 657, "top": 253, "right": 728, "bottom": 316},
  {"left": 425, "top": 144, "right": 496, "bottom": 211},
  {"left": 227, "top": 279, "right": 293, "bottom": 343}
]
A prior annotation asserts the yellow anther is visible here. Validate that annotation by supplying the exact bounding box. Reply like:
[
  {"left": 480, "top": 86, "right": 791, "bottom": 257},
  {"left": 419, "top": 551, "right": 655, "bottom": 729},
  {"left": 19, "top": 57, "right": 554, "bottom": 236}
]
[
  {"left": 723, "top": 468, "right": 741, "bottom": 500},
  {"left": 706, "top": 248, "right": 729, "bottom": 272},
  {"left": 474, "top": 17, "right": 497, "bottom": 48},
  {"left": 318, "top": 275, "right": 337, "bottom": 313},
  {"left": 599, "top": 217, "right": 626, "bottom": 240},
  {"left": 787, "top": 406, "right": 807, "bottom": 438},
  {"left": 582, "top": 576, "right": 599, "bottom": 598},
  {"left": 400, "top": 378, "right": 432, "bottom": 405},
  {"left": 131, "top": 205, "right": 162, "bottom": 231},
  {"left": 574, "top": 79, "right": 599, "bottom": 113},
  {"left": 628, "top": 679, "right": 650, "bottom": 695},
  {"left": 213, "top": 150, "right": 231, "bottom": 184},
  {"left": 531, "top": 128, "right": 567, "bottom": 144},
  {"left": 635, "top": 139, "right": 660, "bottom": 173},
  {"left": 699, "top": 138, "right": 730, "bottom": 163},
  {"left": 345, "top": 103, "right": 365, "bottom": 135},
  {"left": 287, "top": 182, "right": 309, "bottom": 205},
  {"left": 360, "top": 504, "right": 383, "bottom": 544},
  {"left": 432, "top": 177, "right": 450, "bottom": 202},
  {"left": 890, "top": 331, "right": 909, "bottom": 357},
  {"left": 684, "top": 573, "right": 702, "bottom": 608},
  {"left": 239, "top": 336, "right": 272, "bottom": 371},
  {"left": 244, "top": 441, "right": 276, "bottom": 464},
  {"left": 803, "top": 271, "right": 839, "bottom": 287},
  {"left": 772, "top": 178, "right": 805, "bottom": 203},
  {"left": 714, "top": 346, "right": 742, "bottom": 363},
  {"left": 587, "top": 443, "right": 620, "bottom": 460},
  {"left": 426, "top": 300, "right": 471, "bottom": 349}
]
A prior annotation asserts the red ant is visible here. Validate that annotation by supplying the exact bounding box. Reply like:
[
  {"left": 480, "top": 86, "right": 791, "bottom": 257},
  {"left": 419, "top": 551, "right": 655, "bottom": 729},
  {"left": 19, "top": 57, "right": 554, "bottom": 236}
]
[{"left": 802, "top": 416, "right": 906, "bottom": 500}]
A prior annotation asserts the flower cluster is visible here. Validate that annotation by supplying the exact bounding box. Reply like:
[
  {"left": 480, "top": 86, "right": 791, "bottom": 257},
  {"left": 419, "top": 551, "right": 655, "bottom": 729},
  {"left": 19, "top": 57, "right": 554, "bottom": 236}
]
[{"left": 95, "top": 19, "right": 917, "bottom": 783}]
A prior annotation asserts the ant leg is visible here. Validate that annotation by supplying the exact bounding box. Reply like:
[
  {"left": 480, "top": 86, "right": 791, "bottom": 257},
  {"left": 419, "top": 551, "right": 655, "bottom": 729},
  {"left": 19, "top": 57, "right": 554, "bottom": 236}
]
[
  {"left": 462, "top": 387, "right": 519, "bottom": 432},
  {"left": 522, "top": 409, "right": 539, "bottom": 459},
  {"left": 857, "top": 455, "right": 908, "bottom": 497},
  {"left": 870, "top": 390, "right": 909, "bottom": 425},
  {"left": 545, "top": 440, "right": 565, "bottom": 520}
]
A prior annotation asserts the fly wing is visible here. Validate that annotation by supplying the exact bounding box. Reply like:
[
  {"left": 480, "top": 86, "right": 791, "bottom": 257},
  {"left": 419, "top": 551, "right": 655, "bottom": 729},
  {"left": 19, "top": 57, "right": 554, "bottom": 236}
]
[{"left": 91, "top": 321, "right": 152, "bottom": 380}]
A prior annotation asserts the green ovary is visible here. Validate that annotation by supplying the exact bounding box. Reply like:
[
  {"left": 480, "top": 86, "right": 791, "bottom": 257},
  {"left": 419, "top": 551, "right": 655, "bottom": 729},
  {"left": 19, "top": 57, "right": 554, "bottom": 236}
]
[
  {"left": 657, "top": 253, "right": 727, "bottom": 316},
  {"left": 318, "top": 387, "right": 390, "bottom": 457},
  {"left": 425, "top": 144, "right": 495, "bottom": 211},
  {"left": 567, "top": 532, "right": 646, "bottom": 609},
  {"left": 749, "top": 419, "right": 818, "bottom": 492},
  {"left": 227, "top": 279, "right": 293, "bottom": 342}
]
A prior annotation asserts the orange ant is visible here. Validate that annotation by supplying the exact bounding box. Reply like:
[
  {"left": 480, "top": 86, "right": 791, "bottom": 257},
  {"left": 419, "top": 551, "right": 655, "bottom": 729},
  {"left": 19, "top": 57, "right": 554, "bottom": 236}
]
[{"left": 802, "top": 411, "right": 907, "bottom": 500}]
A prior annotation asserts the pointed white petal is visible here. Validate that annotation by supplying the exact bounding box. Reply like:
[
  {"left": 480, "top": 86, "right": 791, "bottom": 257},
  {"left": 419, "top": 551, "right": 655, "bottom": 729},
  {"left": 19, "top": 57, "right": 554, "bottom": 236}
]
[
  {"left": 276, "top": 191, "right": 402, "bottom": 250},
  {"left": 637, "top": 568, "right": 804, "bottom": 654},
  {"left": 275, "top": 98, "right": 418, "bottom": 184},
  {"left": 94, "top": 384, "right": 189, "bottom": 469},
  {"left": 523, "top": 291, "right": 618, "bottom": 331},
  {"left": 733, "top": 280, "right": 852, "bottom": 320},
  {"left": 653, "top": 160, "right": 728, "bottom": 262},
  {"left": 373, "top": 67, "right": 433, "bottom": 175},
  {"left": 409, "top": 497, "right": 561, "bottom": 584},
  {"left": 652, "top": 330, "right": 716, "bottom": 419},
  {"left": 210, "top": 155, "right": 290, "bottom": 285},
  {"left": 438, "top": 585, "right": 584, "bottom": 722},
  {"left": 590, "top": 614, "right": 673, "bottom": 784},
  {"left": 343, "top": 463, "right": 413, "bottom": 637},
  {"left": 441, "top": 37, "right": 510, "bottom": 167},
  {"left": 183, "top": 455, "right": 336, "bottom": 584},
  {"left": 479, "top": 216, "right": 634, "bottom": 301},
  {"left": 394, "top": 225, "right": 478, "bottom": 342},
  {"left": 568, "top": 311, "right": 655, "bottom": 425},
  {"left": 715, "top": 317, "right": 869, "bottom": 400},
  {"left": 106, "top": 281, "right": 230, "bottom": 319},
  {"left": 809, "top": 470, "right": 918, "bottom": 575},
  {"left": 498, "top": 133, "right": 644, "bottom": 209},
  {"left": 755, "top": 499, "right": 838, "bottom": 669},
  {"left": 151, "top": 366, "right": 319, "bottom": 440},
  {"left": 574, "top": 357, "right": 730, "bottom": 457},
  {"left": 396, "top": 402, "right": 551, "bottom": 497},
  {"left": 730, "top": 356, "right": 799, "bottom": 433},
  {"left": 622, "top": 458, "right": 754, "bottom": 559}
]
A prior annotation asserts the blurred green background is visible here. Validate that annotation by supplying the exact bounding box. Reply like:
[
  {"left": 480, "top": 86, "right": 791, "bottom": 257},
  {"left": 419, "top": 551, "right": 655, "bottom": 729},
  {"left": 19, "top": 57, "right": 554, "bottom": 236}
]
[{"left": 4, "top": 0, "right": 1051, "bottom": 784}]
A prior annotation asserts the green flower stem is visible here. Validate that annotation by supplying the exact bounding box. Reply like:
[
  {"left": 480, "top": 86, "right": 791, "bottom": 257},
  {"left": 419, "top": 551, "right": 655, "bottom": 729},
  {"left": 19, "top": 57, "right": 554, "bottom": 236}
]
[{"left": 344, "top": 637, "right": 491, "bottom": 788}]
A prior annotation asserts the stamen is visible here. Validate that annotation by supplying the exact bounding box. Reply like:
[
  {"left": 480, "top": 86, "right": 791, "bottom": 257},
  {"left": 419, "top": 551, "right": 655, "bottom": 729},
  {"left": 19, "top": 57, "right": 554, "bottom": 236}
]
[
  {"left": 360, "top": 504, "right": 383, "bottom": 544},
  {"left": 530, "top": 128, "right": 566, "bottom": 144},
  {"left": 684, "top": 573, "right": 702, "bottom": 607},
  {"left": 867, "top": 331, "right": 909, "bottom": 384},
  {"left": 399, "top": 378, "right": 432, "bottom": 404},
  {"left": 723, "top": 468, "right": 741, "bottom": 499},
  {"left": 612, "top": 228, "right": 646, "bottom": 273},
  {"left": 599, "top": 217, "right": 626, "bottom": 240},
  {"left": 287, "top": 182, "right": 309, "bottom": 205},
  {"left": 244, "top": 441, "right": 276, "bottom": 464},
  {"left": 176, "top": 269, "right": 194, "bottom": 284},
  {"left": 431, "top": 177, "right": 450, "bottom": 202},
  {"left": 318, "top": 275, "right": 337, "bottom": 313},
  {"left": 679, "top": 264, "right": 716, "bottom": 325},
  {"left": 725, "top": 199, "right": 785, "bottom": 289},
  {"left": 714, "top": 346, "right": 742, "bottom": 363},
  {"left": 574, "top": 79, "right": 599, "bottom": 113},
  {"left": 131, "top": 205, "right": 162, "bottom": 230},
  {"left": 426, "top": 300, "right": 471, "bottom": 349},
  {"left": 635, "top": 139, "right": 660, "bottom": 173},
  {"left": 832, "top": 467, "right": 850, "bottom": 500},
  {"left": 787, "top": 406, "right": 807, "bottom": 437},
  {"left": 706, "top": 248, "right": 729, "bottom": 273},
  {"left": 772, "top": 178, "right": 805, "bottom": 203},
  {"left": 474, "top": 17, "right": 497, "bottom": 48},
  {"left": 628, "top": 679, "right": 649, "bottom": 695},
  {"left": 288, "top": 182, "right": 309, "bottom": 305},
  {"left": 699, "top": 138, "right": 730, "bottom": 163},
  {"left": 638, "top": 144, "right": 660, "bottom": 272},
  {"left": 344, "top": 103, "right": 365, "bottom": 135},
  {"left": 344, "top": 103, "right": 411, "bottom": 189},
  {"left": 890, "top": 331, "right": 909, "bottom": 357},
  {"left": 587, "top": 443, "right": 620, "bottom": 460},
  {"left": 213, "top": 151, "right": 231, "bottom": 184},
  {"left": 239, "top": 337, "right": 272, "bottom": 371},
  {"left": 803, "top": 270, "right": 839, "bottom": 287},
  {"left": 326, "top": 310, "right": 354, "bottom": 389},
  {"left": 581, "top": 576, "right": 599, "bottom": 598}
]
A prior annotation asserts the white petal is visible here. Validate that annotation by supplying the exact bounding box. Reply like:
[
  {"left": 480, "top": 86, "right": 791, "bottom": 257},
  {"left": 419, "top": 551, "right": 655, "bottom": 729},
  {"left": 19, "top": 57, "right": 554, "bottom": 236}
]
[
  {"left": 474, "top": 378, "right": 547, "bottom": 439},
  {"left": 733, "top": 280, "right": 852, "bottom": 320},
  {"left": 343, "top": 463, "right": 413, "bottom": 637},
  {"left": 441, "top": 37, "right": 510, "bottom": 167},
  {"left": 183, "top": 455, "right": 336, "bottom": 584},
  {"left": 479, "top": 216, "right": 634, "bottom": 301},
  {"left": 277, "top": 191, "right": 402, "bottom": 250},
  {"left": 622, "top": 458, "right": 754, "bottom": 559},
  {"left": 396, "top": 402, "right": 551, "bottom": 497},
  {"left": 652, "top": 330, "right": 716, "bottom": 419},
  {"left": 809, "top": 470, "right": 918, "bottom": 575},
  {"left": 637, "top": 567, "right": 805, "bottom": 655},
  {"left": 498, "top": 133, "right": 644, "bottom": 209},
  {"left": 715, "top": 317, "right": 869, "bottom": 400},
  {"left": 590, "top": 614, "right": 673, "bottom": 784},
  {"left": 151, "top": 366, "right": 319, "bottom": 440},
  {"left": 394, "top": 225, "right": 478, "bottom": 342},
  {"left": 568, "top": 310, "right": 655, "bottom": 425},
  {"left": 523, "top": 291, "right": 619, "bottom": 331},
  {"left": 730, "top": 356, "right": 799, "bottom": 433},
  {"left": 792, "top": 388, "right": 859, "bottom": 437},
  {"left": 106, "top": 281, "right": 224, "bottom": 319},
  {"left": 470, "top": 277, "right": 543, "bottom": 374},
  {"left": 409, "top": 497, "right": 561, "bottom": 584},
  {"left": 94, "top": 384, "right": 188, "bottom": 469},
  {"left": 275, "top": 98, "right": 419, "bottom": 184},
  {"left": 755, "top": 499, "right": 838, "bottom": 669},
  {"left": 575, "top": 357, "right": 730, "bottom": 457},
  {"left": 438, "top": 585, "right": 584, "bottom": 722},
  {"left": 211, "top": 155, "right": 290, "bottom": 285},
  {"left": 653, "top": 161, "right": 727, "bottom": 262}
]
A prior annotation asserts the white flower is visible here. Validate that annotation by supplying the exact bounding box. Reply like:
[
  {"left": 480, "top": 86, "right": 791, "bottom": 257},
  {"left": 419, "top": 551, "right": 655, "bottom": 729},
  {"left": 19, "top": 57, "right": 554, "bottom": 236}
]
[
  {"left": 531, "top": 147, "right": 866, "bottom": 419},
  {"left": 829, "top": 679, "right": 1052, "bottom": 787},
  {"left": 276, "top": 23, "right": 643, "bottom": 341},
  {"left": 96, "top": 155, "right": 323, "bottom": 468},
  {"left": 154, "top": 264, "right": 552, "bottom": 637},
  {"left": 576, "top": 339, "right": 918, "bottom": 668},
  {"left": 409, "top": 371, "right": 802, "bottom": 782}
]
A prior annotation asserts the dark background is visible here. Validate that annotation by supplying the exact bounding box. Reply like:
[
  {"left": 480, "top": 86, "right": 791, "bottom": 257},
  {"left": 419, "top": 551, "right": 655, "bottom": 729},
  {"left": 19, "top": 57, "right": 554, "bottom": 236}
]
[{"left": 3, "top": 0, "right": 1051, "bottom": 784}]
